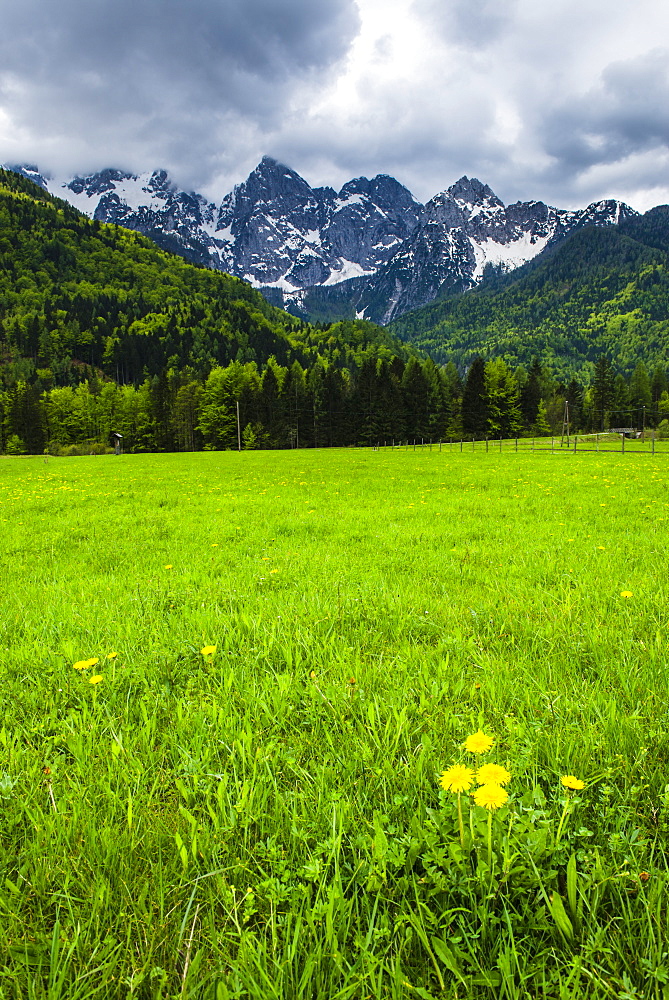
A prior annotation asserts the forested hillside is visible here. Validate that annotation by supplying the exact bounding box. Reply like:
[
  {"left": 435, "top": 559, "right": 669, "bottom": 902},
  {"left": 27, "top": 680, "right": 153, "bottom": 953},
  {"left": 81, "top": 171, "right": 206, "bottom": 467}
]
[
  {"left": 0, "top": 168, "right": 408, "bottom": 384},
  {"left": 390, "top": 212, "right": 669, "bottom": 377}
]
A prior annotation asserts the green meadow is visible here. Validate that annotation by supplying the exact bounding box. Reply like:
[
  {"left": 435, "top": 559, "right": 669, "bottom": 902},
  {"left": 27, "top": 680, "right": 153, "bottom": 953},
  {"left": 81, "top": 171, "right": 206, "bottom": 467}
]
[{"left": 1, "top": 446, "right": 669, "bottom": 999}]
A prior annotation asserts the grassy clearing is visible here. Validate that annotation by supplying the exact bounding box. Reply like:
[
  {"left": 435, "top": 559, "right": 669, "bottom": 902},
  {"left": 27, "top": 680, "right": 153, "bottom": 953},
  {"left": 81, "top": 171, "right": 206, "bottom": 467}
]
[{"left": 1, "top": 446, "right": 669, "bottom": 999}]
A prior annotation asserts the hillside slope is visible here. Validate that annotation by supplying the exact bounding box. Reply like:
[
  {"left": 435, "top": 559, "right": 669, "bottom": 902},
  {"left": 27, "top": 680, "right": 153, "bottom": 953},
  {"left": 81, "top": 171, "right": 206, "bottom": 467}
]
[
  {"left": 389, "top": 213, "right": 669, "bottom": 376},
  {"left": 0, "top": 169, "right": 407, "bottom": 388}
]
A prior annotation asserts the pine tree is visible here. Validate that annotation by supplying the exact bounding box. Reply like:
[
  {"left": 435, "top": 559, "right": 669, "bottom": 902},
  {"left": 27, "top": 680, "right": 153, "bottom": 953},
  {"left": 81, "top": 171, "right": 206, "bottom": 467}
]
[
  {"left": 485, "top": 359, "right": 522, "bottom": 438},
  {"left": 401, "top": 358, "right": 431, "bottom": 441},
  {"left": 461, "top": 357, "right": 488, "bottom": 435}
]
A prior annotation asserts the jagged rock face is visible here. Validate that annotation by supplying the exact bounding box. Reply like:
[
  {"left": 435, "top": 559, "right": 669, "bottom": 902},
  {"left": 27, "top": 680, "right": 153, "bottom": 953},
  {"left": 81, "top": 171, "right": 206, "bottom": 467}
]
[
  {"left": 6, "top": 161, "right": 638, "bottom": 322},
  {"left": 322, "top": 174, "right": 422, "bottom": 273},
  {"left": 216, "top": 157, "right": 332, "bottom": 286},
  {"left": 214, "top": 157, "right": 422, "bottom": 289},
  {"left": 357, "top": 178, "right": 639, "bottom": 323}
]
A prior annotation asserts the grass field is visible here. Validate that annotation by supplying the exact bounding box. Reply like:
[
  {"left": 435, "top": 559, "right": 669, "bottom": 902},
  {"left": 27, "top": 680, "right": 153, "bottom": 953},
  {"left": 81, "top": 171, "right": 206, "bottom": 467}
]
[{"left": 1, "top": 445, "right": 669, "bottom": 999}]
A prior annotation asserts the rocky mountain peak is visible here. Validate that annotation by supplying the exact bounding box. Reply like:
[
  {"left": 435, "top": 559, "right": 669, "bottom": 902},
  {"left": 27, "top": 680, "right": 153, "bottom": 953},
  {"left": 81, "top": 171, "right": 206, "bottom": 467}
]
[
  {"left": 67, "top": 168, "right": 136, "bottom": 197},
  {"left": 447, "top": 176, "right": 503, "bottom": 210},
  {"left": 242, "top": 156, "right": 313, "bottom": 205}
]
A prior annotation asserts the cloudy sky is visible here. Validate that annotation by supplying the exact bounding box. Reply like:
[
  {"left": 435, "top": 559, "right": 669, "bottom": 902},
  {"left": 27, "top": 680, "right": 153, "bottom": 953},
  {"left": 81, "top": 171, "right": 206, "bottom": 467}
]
[{"left": 1, "top": 0, "right": 668, "bottom": 210}]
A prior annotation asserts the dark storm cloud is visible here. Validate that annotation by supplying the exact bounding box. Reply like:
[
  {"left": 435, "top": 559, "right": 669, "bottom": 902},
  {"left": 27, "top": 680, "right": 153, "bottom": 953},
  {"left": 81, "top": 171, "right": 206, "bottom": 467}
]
[
  {"left": 0, "top": 0, "right": 359, "bottom": 185},
  {"left": 543, "top": 50, "right": 669, "bottom": 171}
]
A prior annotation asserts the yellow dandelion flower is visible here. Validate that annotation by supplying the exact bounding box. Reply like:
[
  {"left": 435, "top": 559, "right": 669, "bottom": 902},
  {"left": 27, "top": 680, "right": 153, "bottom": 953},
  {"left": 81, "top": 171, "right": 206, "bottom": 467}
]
[
  {"left": 88, "top": 675, "right": 103, "bottom": 685},
  {"left": 473, "top": 783, "right": 508, "bottom": 810},
  {"left": 561, "top": 775, "right": 585, "bottom": 790},
  {"left": 439, "top": 764, "right": 475, "bottom": 793},
  {"left": 620, "top": 591, "right": 633, "bottom": 598},
  {"left": 164, "top": 564, "right": 173, "bottom": 569},
  {"left": 476, "top": 763, "right": 511, "bottom": 786},
  {"left": 465, "top": 730, "right": 494, "bottom": 754},
  {"left": 107, "top": 652, "right": 118, "bottom": 660},
  {"left": 200, "top": 645, "right": 216, "bottom": 657}
]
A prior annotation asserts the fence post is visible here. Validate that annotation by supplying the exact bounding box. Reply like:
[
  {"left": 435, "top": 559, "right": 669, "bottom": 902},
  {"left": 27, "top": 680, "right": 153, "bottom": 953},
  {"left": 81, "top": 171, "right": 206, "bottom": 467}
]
[
  {"left": 499, "top": 436, "right": 502, "bottom": 452},
  {"left": 472, "top": 436, "right": 475, "bottom": 451},
  {"left": 652, "top": 431, "right": 655, "bottom": 455},
  {"left": 551, "top": 436, "right": 554, "bottom": 453},
  {"left": 532, "top": 436, "right": 535, "bottom": 451},
  {"left": 486, "top": 437, "right": 488, "bottom": 453},
  {"left": 573, "top": 434, "right": 577, "bottom": 454},
  {"left": 621, "top": 433, "right": 624, "bottom": 454},
  {"left": 515, "top": 438, "right": 518, "bottom": 452},
  {"left": 460, "top": 439, "right": 463, "bottom": 452},
  {"left": 596, "top": 434, "right": 599, "bottom": 452}
]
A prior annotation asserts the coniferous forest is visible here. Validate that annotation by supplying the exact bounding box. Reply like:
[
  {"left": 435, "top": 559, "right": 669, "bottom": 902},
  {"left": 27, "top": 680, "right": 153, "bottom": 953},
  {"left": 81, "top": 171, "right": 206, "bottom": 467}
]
[{"left": 1, "top": 168, "right": 669, "bottom": 454}]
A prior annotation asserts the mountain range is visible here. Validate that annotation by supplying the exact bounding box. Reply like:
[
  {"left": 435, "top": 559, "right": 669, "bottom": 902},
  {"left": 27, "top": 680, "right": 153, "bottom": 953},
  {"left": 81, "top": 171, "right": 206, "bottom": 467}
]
[{"left": 7, "top": 159, "right": 637, "bottom": 324}]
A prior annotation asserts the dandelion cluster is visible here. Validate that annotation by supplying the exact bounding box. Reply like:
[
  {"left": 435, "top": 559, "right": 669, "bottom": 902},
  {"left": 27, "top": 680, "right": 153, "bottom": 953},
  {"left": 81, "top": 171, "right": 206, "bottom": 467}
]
[
  {"left": 440, "top": 730, "right": 511, "bottom": 812},
  {"left": 73, "top": 657, "right": 99, "bottom": 671}
]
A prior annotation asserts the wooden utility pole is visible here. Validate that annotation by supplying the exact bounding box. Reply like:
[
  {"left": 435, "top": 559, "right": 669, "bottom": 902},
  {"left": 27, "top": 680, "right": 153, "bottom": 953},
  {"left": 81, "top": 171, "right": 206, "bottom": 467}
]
[{"left": 560, "top": 400, "right": 570, "bottom": 448}]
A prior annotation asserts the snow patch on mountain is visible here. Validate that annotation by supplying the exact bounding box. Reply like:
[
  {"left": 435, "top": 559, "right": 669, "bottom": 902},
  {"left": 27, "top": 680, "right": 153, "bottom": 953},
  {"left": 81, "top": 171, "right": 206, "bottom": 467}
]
[{"left": 471, "top": 231, "right": 552, "bottom": 280}]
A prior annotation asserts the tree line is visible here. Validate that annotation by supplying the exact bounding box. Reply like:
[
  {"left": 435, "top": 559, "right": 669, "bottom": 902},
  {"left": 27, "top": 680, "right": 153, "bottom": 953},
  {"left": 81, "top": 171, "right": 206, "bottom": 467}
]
[{"left": 3, "top": 354, "right": 668, "bottom": 455}]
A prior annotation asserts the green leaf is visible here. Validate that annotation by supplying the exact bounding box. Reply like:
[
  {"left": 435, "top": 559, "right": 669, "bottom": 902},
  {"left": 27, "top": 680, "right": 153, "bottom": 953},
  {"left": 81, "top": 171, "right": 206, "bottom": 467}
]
[
  {"left": 566, "top": 853, "right": 579, "bottom": 929},
  {"left": 549, "top": 891, "right": 574, "bottom": 941},
  {"left": 430, "top": 937, "right": 466, "bottom": 982}
]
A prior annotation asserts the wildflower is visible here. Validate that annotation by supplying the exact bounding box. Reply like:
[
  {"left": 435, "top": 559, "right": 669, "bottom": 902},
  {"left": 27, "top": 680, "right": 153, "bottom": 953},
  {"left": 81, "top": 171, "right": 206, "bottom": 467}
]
[
  {"left": 561, "top": 775, "right": 585, "bottom": 790},
  {"left": 440, "top": 764, "right": 475, "bottom": 793},
  {"left": 476, "top": 763, "right": 511, "bottom": 786},
  {"left": 639, "top": 871, "right": 650, "bottom": 882},
  {"left": 473, "top": 783, "right": 508, "bottom": 810},
  {"left": 465, "top": 730, "right": 494, "bottom": 754},
  {"left": 88, "top": 675, "right": 103, "bottom": 685},
  {"left": 200, "top": 645, "right": 216, "bottom": 657},
  {"left": 620, "top": 591, "right": 633, "bottom": 598},
  {"left": 164, "top": 564, "right": 173, "bottom": 569},
  {"left": 107, "top": 652, "right": 118, "bottom": 660}
]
